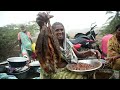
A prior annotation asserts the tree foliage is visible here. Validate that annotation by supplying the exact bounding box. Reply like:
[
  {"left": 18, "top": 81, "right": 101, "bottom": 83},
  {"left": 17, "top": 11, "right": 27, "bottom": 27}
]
[{"left": 100, "top": 11, "right": 120, "bottom": 35}]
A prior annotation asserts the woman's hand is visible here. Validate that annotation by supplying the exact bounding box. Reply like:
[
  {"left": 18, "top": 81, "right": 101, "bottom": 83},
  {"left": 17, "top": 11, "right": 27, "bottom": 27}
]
[
  {"left": 94, "top": 49, "right": 101, "bottom": 59},
  {"left": 105, "top": 56, "right": 119, "bottom": 63},
  {"left": 36, "top": 12, "right": 54, "bottom": 29},
  {"left": 89, "top": 49, "right": 101, "bottom": 59}
]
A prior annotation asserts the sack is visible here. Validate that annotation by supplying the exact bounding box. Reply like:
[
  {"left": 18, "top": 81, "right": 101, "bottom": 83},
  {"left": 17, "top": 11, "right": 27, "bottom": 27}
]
[{"left": 31, "top": 43, "right": 36, "bottom": 52}]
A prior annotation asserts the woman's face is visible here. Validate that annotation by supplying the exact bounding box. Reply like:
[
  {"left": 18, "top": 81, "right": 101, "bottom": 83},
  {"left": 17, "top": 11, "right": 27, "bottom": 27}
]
[
  {"left": 116, "top": 27, "right": 120, "bottom": 42},
  {"left": 54, "top": 24, "right": 65, "bottom": 40}
]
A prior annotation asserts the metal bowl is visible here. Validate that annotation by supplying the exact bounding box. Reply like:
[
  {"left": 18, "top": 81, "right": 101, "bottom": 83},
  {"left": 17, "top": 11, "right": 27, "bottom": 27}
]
[
  {"left": 66, "top": 59, "right": 102, "bottom": 73},
  {"left": 7, "top": 57, "right": 28, "bottom": 68},
  {"left": 29, "top": 61, "right": 40, "bottom": 67},
  {"left": 29, "top": 66, "right": 40, "bottom": 73}
]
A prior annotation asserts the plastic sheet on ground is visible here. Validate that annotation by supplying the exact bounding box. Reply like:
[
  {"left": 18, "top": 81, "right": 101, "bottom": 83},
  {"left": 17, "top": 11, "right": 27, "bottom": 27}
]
[
  {"left": 32, "top": 77, "right": 40, "bottom": 79},
  {"left": 0, "top": 73, "right": 18, "bottom": 79}
]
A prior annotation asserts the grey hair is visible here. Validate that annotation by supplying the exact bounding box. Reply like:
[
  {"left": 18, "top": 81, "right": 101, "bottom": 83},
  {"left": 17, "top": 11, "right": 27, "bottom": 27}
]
[{"left": 52, "top": 22, "right": 64, "bottom": 30}]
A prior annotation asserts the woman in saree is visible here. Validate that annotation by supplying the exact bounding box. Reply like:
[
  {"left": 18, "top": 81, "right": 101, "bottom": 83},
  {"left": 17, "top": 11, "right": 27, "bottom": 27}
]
[
  {"left": 106, "top": 24, "right": 120, "bottom": 70},
  {"left": 18, "top": 25, "right": 33, "bottom": 61},
  {"left": 35, "top": 12, "right": 101, "bottom": 79}
]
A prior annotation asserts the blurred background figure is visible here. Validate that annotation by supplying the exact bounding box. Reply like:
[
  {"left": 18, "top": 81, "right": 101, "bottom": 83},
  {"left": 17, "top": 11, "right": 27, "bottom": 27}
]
[{"left": 18, "top": 25, "right": 33, "bottom": 61}]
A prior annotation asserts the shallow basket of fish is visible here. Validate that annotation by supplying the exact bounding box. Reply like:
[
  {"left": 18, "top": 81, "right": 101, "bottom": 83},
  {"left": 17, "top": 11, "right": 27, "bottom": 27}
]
[
  {"left": 66, "top": 59, "right": 102, "bottom": 73},
  {"left": 93, "top": 69, "right": 114, "bottom": 79}
]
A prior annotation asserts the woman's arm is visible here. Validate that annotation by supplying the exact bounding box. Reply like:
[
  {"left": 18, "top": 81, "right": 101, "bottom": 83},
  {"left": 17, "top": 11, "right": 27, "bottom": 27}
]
[
  {"left": 27, "top": 32, "right": 33, "bottom": 43},
  {"left": 73, "top": 47, "right": 101, "bottom": 59}
]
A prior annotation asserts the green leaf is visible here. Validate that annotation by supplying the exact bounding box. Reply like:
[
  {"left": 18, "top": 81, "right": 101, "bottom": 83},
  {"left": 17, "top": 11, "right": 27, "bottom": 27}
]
[
  {"left": 106, "top": 16, "right": 114, "bottom": 22},
  {"left": 106, "top": 11, "right": 114, "bottom": 14}
]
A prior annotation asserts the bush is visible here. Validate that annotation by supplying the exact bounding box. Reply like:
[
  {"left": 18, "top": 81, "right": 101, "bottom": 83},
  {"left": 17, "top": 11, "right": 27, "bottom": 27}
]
[{"left": 0, "top": 27, "right": 19, "bottom": 62}]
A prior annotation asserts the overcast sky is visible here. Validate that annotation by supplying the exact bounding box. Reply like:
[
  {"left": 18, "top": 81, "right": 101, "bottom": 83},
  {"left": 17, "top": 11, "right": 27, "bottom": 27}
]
[{"left": 0, "top": 11, "right": 111, "bottom": 32}]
